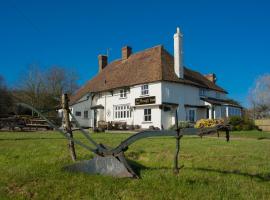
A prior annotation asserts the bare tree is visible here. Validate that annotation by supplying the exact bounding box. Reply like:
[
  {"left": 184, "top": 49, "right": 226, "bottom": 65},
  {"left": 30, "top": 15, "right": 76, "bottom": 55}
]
[
  {"left": 0, "top": 76, "right": 14, "bottom": 115},
  {"left": 249, "top": 74, "right": 270, "bottom": 119},
  {"left": 16, "top": 65, "right": 79, "bottom": 115},
  {"left": 16, "top": 64, "right": 46, "bottom": 115},
  {"left": 45, "top": 66, "right": 79, "bottom": 95}
]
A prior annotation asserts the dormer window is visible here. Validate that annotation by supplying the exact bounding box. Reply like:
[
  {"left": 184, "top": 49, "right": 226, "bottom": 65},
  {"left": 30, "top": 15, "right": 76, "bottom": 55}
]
[
  {"left": 199, "top": 88, "right": 206, "bottom": 96},
  {"left": 120, "top": 89, "right": 127, "bottom": 98},
  {"left": 141, "top": 84, "right": 149, "bottom": 96}
]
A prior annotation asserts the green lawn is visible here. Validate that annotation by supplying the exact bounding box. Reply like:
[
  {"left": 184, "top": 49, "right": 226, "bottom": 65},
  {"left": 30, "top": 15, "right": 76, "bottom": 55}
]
[{"left": 0, "top": 130, "right": 269, "bottom": 200}]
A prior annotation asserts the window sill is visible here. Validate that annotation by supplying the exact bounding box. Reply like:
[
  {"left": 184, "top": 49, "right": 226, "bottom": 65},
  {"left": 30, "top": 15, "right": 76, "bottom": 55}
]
[
  {"left": 119, "top": 97, "right": 127, "bottom": 99},
  {"left": 142, "top": 121, "right": 152, "bottom": 124},
  {"left": 140, "top": 94, "right": 149, "bottom": 97},
  {"left": 114, "top": 119, "right": 127, "bottom": 121}
]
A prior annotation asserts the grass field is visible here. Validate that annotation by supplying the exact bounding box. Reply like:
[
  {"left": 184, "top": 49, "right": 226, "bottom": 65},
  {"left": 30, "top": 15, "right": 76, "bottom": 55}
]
[{"left": 0, "top": 130, "right": 270, "bottom": 200}]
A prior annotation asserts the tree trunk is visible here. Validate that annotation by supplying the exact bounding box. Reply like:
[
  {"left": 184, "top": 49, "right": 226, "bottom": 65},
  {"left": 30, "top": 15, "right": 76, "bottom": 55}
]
[{"left": 61, "top": 93, "right": 76, "bottom": 161}]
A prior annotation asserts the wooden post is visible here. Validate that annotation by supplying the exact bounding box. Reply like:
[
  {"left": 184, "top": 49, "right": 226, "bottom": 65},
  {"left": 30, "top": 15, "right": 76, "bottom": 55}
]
[
  {"left": 174, "top": 109, "right": 181, "bottom": 174},
  {"left": 62, "top": 93, "right": 77, "bottom": 161},
  {"left": 174, "top": 132, "right": 181, "bottom": 174}
]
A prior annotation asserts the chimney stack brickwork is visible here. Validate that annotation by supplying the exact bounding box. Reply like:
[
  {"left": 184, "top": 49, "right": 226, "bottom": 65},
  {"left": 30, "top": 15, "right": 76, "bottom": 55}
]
[
  {"left": 122, "top": 46, "right": 132, "bottom": 60},
  {"left": 98, "top": 55, "right": 108, "bottom": 72}
]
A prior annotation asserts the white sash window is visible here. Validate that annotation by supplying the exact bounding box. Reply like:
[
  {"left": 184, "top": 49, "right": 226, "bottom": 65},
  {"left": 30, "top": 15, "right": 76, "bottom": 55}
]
[{"left": 114, "top": 105, "right": 131, "bottom": 119}]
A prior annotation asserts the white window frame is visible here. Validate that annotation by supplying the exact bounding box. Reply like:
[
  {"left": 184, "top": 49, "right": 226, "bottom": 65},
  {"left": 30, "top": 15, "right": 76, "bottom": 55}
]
[
  {"left": 114, "top": 104, "right": 131, "bottom": 120},
  {"left": 141, "top": 84, "right": 149, "bottom": 96},
  {"left": 186, "top": 108, "right": 196, "bottom": 122},
  {"left": 120, "top": 89, "right": 127, "bottom": 98},
  {"left": 83, "top": 110, "right": 88, "bottom": 119},
  {"left": 75, "top": 111, "right": 81, "bottom": 117},
  {"left": 144, "top": 108, "right": 151, "bottom": 122}
]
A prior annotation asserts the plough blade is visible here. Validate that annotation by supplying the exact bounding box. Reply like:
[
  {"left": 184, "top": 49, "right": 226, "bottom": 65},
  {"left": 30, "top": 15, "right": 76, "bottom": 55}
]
[{"left": 64, "top": 154, "right": 137, "bottom": 178}]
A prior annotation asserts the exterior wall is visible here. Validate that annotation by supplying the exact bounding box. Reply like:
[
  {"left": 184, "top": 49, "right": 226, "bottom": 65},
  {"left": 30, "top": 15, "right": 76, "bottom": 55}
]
[
  {"left": 133, "top": 105, "right": 162, "bottom": 129},
  {"left": 71, "top": 82, "right": 162, "bottom": 129},
  {"left": 206, "top": 90, "right": 226, "bottom": 99},
  {"left": 161, "top": 81, "right": 228, "bottom": 127},
  {"left": 197, "top": 108, "right": 207, "bottom": 119},
  {"left": 70, "top": 80, "right": 230, "bottom": 130},
  {"left": 161, "top": 109, "right": 174, "bottom": 129},
  {"left": 70, "top": 94, "right": 92, "bottom": 127},
  {"left": 95, "top": 82, "right": 162, "bottom": 127},
  {"left": 162, "top": 82, "right": 203, "bottom": 121}
]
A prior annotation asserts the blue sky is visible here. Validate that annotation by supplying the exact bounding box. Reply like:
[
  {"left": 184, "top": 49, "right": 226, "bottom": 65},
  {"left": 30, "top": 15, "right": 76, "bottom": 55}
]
[{"left": 0, "top": 0, "right": 269, "bottom": 107}]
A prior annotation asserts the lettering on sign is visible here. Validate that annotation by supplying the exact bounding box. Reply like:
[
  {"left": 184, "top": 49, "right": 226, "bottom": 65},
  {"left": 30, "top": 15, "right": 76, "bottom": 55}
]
[{"left": 135, "top": 96, "right": 156, "bottom": 105}]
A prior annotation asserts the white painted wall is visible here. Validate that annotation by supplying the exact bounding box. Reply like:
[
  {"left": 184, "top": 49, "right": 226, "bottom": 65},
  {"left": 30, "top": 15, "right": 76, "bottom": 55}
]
[
  {"left": 133, "top": 105, "right": 162, "bottom": 129},
  {"left": 162, "top": 82, "right": 203, "bottom": 120},
  {"left": 71, "top": 82, "right": 163, "bottom": 129},
  {"left": 70, "top": 94, "right": 92, "bottom": 127},
  {"left": 70, "top": 80, "right": 229, "bottom": 129}
]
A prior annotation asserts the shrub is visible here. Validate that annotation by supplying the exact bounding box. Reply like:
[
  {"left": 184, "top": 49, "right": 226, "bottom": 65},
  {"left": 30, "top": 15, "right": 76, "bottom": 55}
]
[
  {"left": 228, "top": 116, "right": 243, "bottom": 127},
  {"left": 169, "top": 121, "right": 192, "bottom": 130},
  {"left": 229, "top": 116, "right": 256, "bottom": 131},
  {"left": 195, "top": 119, "right": 224, "bottom": 128}
]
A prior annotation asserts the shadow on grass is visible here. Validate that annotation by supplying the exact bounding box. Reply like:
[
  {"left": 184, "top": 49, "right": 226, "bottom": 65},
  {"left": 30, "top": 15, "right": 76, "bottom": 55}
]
[
  {"left": 127, "top": 159, "right": 148, "bottom": 177},
  {"left": 258, "top": 137, "right": 270, "bottom": 140},
  {"left": 0, "top": 137, "right": 65, "bottom": 141},
  {"left": 191, "top": 167, "right": 270, "bottom": 182},
  {"left": 137, "top": 165, "right": 270, "bottom": 182}
]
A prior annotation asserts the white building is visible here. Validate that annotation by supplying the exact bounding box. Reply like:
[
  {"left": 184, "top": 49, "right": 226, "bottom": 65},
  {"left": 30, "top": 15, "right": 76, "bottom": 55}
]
[{"left": 69, "top": 28, "right": 242, "bottom": 129}]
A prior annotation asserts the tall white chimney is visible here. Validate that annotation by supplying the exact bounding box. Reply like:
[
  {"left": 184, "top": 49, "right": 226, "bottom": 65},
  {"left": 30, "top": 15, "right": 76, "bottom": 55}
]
[{"left": 174, "top": 27, "right": 184, "bottom": 79}]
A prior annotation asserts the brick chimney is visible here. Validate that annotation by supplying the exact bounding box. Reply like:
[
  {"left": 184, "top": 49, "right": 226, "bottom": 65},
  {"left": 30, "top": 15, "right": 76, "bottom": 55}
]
[
  {"left": 204, "top": 73, "right": 217, "bottom": 83},
  {"left": 98, "top": 55, "right": 108, "bottom": 72},
  {"left": 122, "top": 46, "right": 132, "bottom": 60}
]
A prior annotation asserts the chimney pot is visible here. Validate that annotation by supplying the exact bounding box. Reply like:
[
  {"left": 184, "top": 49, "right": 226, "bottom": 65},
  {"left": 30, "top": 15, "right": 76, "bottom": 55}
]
[
  {"left": 122, "top": 46, "right": 132, "bottom": 60},
  {"left": 98, "top": 55, "right": 108, "bottom": 72},
  {"left": 204, "top": 73, "right": 217, "bottom": 83}
]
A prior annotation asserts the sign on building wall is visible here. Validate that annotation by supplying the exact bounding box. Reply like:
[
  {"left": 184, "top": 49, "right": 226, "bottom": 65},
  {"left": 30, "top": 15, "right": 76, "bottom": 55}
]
[{"left": 135, "top": 96, "right": 156, "bottom": 105}]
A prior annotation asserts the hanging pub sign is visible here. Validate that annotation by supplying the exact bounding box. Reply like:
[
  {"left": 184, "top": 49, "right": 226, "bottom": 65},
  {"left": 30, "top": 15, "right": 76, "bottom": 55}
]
[{"left": 135, "top": 96, "right": 156, "bottom": 105}]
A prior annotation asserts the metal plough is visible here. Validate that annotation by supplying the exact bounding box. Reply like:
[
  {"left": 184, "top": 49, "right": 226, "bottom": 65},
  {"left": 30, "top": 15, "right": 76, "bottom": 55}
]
[{"left": 18, "top": 102, "right": 230, "bottom": 178}]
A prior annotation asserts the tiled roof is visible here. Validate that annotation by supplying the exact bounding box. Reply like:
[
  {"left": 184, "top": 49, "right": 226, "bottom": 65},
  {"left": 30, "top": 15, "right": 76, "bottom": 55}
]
[
  {"left": 70, "top": 45, "right": 227, "bottom": 105},
  {"left": 201, "top": 97, "right": 242, "bottom": 108}
]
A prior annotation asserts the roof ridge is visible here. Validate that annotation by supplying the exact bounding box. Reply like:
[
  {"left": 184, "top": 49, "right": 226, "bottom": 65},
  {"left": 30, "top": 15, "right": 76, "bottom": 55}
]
[{"left": 97, "top": 44, "right": 163, "bottom": 74}]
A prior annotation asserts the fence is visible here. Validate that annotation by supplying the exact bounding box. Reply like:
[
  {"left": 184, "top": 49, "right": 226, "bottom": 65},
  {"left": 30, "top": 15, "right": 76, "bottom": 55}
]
[{"left": 255, "top": 119, "right": 270, "bottom": 131}]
